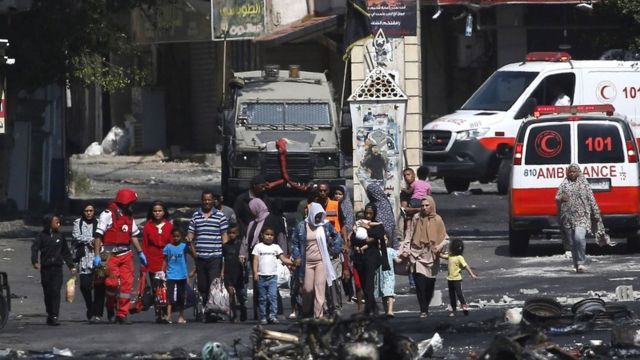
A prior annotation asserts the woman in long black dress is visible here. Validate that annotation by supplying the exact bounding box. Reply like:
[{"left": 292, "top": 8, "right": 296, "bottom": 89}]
[{"left": 351, "top": 204, "right": 389, "bottom": 315}]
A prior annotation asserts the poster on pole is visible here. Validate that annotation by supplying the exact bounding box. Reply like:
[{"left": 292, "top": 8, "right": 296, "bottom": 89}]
[
  {"left": 348, "top": 67, "right": 408, "bottom": 219},
  {"left": 367, "top": 0, "right": 417, "bottom": 38},
  {"left": 212, "top": 0, "right": 265, "bottom": 40}
]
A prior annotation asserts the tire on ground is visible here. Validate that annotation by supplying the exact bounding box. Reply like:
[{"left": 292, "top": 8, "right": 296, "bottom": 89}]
[
  {"left": 509, "top": 225, "right": 530, "bottom": 257},
  {"left": 627, "top": 234, "right": 640, "bottom": 253},
  {"left": 497, "top": 160, "right": 511, "bottom": 195},
  {"left": 444, "top": 177, "right": 471, "bottom": 193}
]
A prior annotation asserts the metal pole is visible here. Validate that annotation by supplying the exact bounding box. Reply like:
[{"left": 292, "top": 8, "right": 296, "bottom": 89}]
[
  {"left": 221, "top": 31, "right": 228, "bottom": 107},
  {"left": 339, "top": 57, "right": 349, "bottom": 126}
]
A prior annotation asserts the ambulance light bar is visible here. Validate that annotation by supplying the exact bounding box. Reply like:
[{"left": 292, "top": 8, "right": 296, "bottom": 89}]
[
  {"left": 525, "top": 52, "right": 572, "bottom": 62},
  {"left": 533, "top": 104, "right": 615, "bottom": 118}
]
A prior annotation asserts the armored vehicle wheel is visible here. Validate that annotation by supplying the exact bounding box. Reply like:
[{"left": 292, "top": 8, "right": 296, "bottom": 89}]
[{"left": 444, "top": 177, "right": 470, "bottom": 193}]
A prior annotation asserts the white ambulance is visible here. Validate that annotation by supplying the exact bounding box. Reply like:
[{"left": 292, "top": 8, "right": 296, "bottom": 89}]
[
  {"left": 422, "top": 52, "right": 640, "bottom": 194},
  {"left": 508, "top": 105, "right": 640, "bottom": 256}
]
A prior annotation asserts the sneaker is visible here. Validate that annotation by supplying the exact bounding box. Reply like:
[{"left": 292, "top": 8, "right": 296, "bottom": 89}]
[
  {"left": 564, "top": 251, "right": 572, "bottom": 259},
  {"left": 47, "top": 316, "right": 60, "bottom": 326},
  {"left": 259, "top": 319, "right": 268, "bottom": 325},
  {"left": 268, "top": 318, "right": 279, "bottom": 324},
  {"left": 88, "top": 316, "right": 101, "bottom": 324},
  {"left": 288, "top": 312, "right": 297, "bottom": 320},
  {"left": 115, "top": 316, "right": 132, "bottom": 325},
  {"left": 576, "top": 265, "right": 587, "bottom": 273}
]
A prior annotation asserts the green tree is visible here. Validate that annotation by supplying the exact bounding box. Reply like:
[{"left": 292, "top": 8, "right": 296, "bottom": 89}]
[{"left": 4, "top": 0, "right": 167, "bottom": 92}]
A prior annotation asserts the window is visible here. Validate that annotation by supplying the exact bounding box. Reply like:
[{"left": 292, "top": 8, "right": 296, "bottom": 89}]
[
  {"left": 577, "top": 123, "right": 624, "bottom": 163},
  {"left": 524, "top": 124, "right": 571, "bottom": 165},
  {"left": 529, "top": 73, "right": 576, "bottom": 106},
  {"left": 462, "top": 71, "right": 538, "bottom": 111},
  {"left": 239, "top": 102, "right": 331, "bottom": 126}
]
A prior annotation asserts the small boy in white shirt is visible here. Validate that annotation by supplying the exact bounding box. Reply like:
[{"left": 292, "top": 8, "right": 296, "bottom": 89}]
[{"left": 252, "top": 226, "right": 294, "bottom": 324}]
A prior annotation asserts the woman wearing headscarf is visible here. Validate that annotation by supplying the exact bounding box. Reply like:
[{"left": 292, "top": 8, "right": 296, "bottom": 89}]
[
  {"left": 556, "top": 163, "right": 607, "bottom": 273},
  {"left": 352, "top": 203, "right": 390, "bottom": 315},
  {"left": 400, "top": 196, "right": 448, "bottom": 319},
  {"left": 239, "top": 198, "right": 288, "bottom": 320},
  {"left": 142, "top": 201, "right": 173, "bottom": 323},
  {"left": 365, "top": 183, "right": 397, "bottom": 248},
  {"left": 333, "top": 185, "right": 356, "bottom": 302},
  {"left": 291, "top": 203, "right": 343, "bottom": 318},
  {"left": 72, "top": 203, "right": 104, "bottom": 323}
]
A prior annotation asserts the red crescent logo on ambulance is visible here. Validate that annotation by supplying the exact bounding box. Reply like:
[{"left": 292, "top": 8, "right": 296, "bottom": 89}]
[
  {"left": 535, "top": 130, "right": 563, "bottom": 158},
  {"left": 121, "top": 224, "right": 129, "bottom": 233},
  {"left": 596, "top": 81, "right": 616, "bottom": 103}
]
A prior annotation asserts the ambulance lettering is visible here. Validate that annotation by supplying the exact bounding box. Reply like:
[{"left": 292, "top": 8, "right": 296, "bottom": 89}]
[{"left": 523, "top": 165, "right": 619, "bottom": 179}]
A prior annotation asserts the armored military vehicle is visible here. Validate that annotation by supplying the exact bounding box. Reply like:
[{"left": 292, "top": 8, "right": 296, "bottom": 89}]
[{"left": 221, "top": 65, "right": 348, "bottom": 211}]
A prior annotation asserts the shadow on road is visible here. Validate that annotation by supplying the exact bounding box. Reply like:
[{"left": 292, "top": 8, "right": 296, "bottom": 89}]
[{"left": 494, "top": 240, "right": 634, "bottom": 258}]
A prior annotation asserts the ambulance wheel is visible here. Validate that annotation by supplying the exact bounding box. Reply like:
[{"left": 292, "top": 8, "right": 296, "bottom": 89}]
[
  {"left": 444, "top": 178, "right": 470, "bottom": 193},
  {"left": 497, "top": 160, "right": 511, "bottom": 195},
  {"left": 627, "top": 234, "right": 640, "bottom": 253},
  {"left": 0, "top": 295, "right": 7, "bottom": 329},
  {"left": 509, "top": 226, "right": 529, "bottom": 257}
]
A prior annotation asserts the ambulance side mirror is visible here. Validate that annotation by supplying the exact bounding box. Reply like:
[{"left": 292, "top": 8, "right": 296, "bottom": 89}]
[{"left": 516, "top": 98, "right": 537, "bottom": 119}]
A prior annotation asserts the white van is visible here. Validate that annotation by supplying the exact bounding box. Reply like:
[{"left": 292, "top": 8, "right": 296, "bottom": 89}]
[
  {"left": 423, "top": 52, "right": 640, "bottom": 194},
  {"left": 508, "top": 105, "right": 640, "bottom": 256}
]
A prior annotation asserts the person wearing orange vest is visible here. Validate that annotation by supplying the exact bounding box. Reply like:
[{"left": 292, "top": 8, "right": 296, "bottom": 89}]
[
  {"left": 315, "top": 181, "right": 343, "bottom": 314},
  {"left": 316, "top": 182, "right": 341, "bottom": 233},
  {"left": 93, "top": 188, "right": 147, "bottom": 325}
]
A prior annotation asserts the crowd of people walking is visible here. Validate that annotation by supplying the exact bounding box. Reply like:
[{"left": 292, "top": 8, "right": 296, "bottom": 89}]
[{"left": 30, "top": 167, "right": 487, "bottom": 326}]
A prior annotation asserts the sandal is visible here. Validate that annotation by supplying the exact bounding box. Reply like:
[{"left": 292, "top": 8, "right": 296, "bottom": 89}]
[
  {"left": 462, "top": 305, "right": 469, "bottom": 316},
  {"left": 177, "top": 318, "right": 187, "bottom": 324},
  {"left": 419, "top": 312, "right": 428, "bottom": 319},
  {"left": 448, "top": 312, "right": 455, "bottom": 317}
]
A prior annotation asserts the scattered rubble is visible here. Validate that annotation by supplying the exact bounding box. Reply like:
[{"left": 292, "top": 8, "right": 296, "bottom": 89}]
[{"left": 252, "top": 315, "right": 419, "bottom": 359}]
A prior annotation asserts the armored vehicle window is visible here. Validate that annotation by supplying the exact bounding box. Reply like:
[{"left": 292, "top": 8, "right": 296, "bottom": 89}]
[
  {"left": 577, "top": 123, "right": 624, "bottom": 164},
  {"left": 462, "top": 71, "right": 538, "bottom": 112},
  {"left": 524, "top": 124, "right": 571, "bottom": 165},
  {"left": 285, "top": 103, "right": 330, "bottom": 125},
  {"left": 241, "top": 103, "right": 285, "bottom": 124}
]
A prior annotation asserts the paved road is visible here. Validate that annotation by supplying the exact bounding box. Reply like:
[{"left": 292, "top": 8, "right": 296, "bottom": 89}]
[{"left": 2, "top": 184, "right": 639, "bottom": 358}]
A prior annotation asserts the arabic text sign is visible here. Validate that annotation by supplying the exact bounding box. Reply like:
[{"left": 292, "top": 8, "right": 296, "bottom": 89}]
[
  {"left": 368, "top": 0, "right": 417, "bottom": 38},
  {"left": 212, "top": 0, "right": 265, "bottom": 40}
]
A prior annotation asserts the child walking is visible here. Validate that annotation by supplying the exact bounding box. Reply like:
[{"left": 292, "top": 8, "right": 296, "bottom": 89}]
[
  {"left": 223, "top": 225, "right": 247, "bottom": 322},
  {"left": 441, "top": 239, "right": 477, "bottom": 317},
  {"left": 252, "top": 226, "right": 294, "bottom": 325},
  {"left": 163, "top": 228, "right": 196, "bottom": 324},
  {"left": 376, "top": 236, "right": 396, "bottom": 318},
  {"left": 31, "top": 214, "right": 76, "bottom": 326}
]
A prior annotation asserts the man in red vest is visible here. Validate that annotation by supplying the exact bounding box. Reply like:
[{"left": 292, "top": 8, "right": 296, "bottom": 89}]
[{"left": 93, "top": 188, "right": 147, "bottom": 325}]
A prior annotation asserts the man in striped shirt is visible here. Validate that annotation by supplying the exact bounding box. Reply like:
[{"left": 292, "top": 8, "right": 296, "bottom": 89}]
[{"left": 187, "top": 190, "right": 229, "bottom": 311}]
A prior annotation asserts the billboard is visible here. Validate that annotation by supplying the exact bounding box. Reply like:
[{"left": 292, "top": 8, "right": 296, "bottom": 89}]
[
  {"left": 368, "top": 0, "right": 417, "bottom": 38},
  {"left": 212, "top": 0, "right": 265, "bottom": 40}
]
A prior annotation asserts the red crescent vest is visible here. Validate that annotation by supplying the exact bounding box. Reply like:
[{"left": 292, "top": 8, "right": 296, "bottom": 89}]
[{"left": 102, "top": 202, "right": 134, "bottom": 246}]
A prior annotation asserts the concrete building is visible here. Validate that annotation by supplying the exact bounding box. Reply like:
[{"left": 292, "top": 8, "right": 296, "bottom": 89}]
[{"left": 0, "top": 0, "right": 636, "bottom": 212}]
